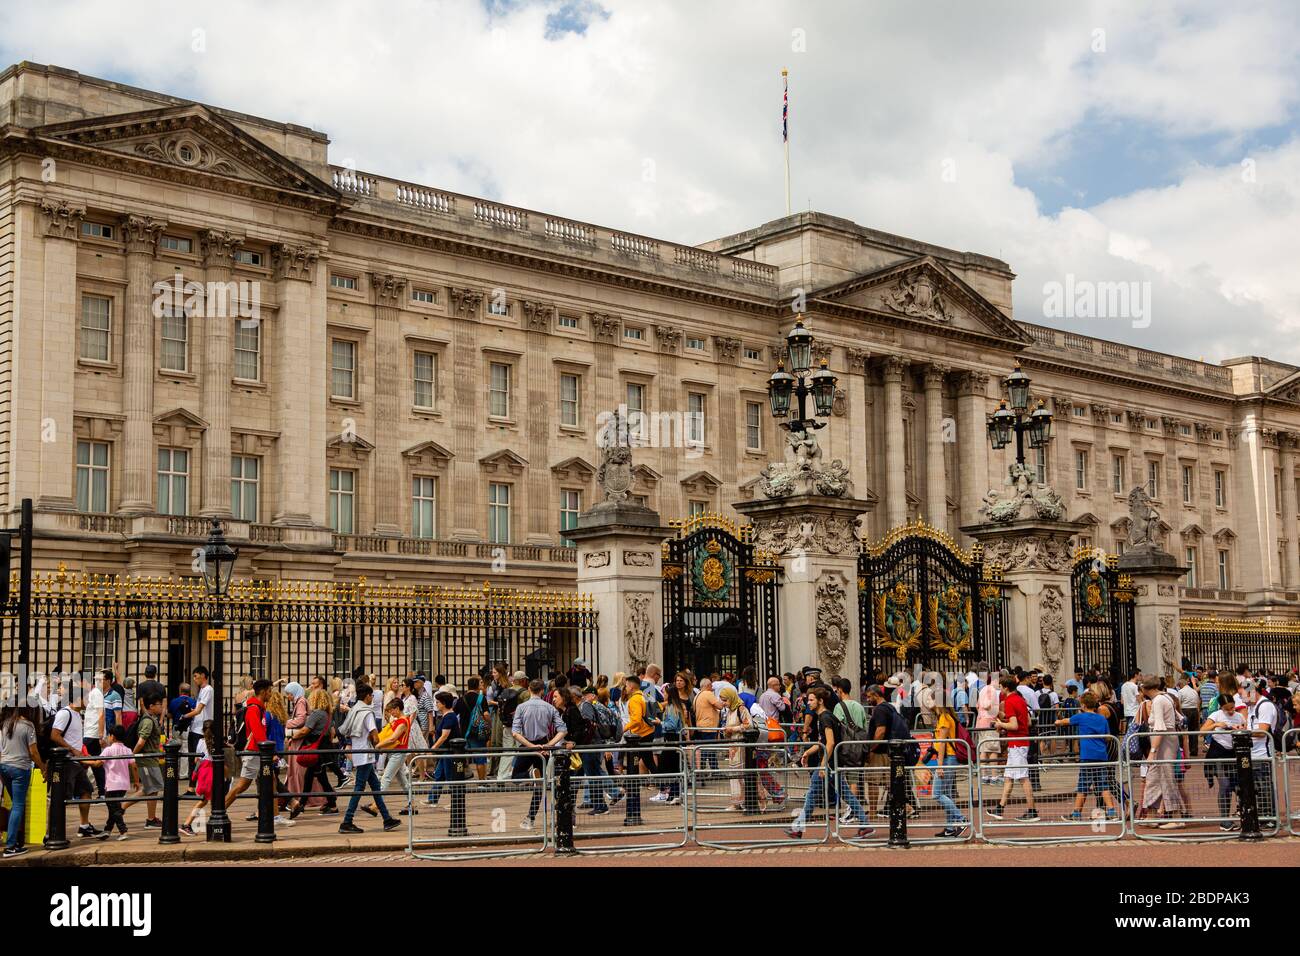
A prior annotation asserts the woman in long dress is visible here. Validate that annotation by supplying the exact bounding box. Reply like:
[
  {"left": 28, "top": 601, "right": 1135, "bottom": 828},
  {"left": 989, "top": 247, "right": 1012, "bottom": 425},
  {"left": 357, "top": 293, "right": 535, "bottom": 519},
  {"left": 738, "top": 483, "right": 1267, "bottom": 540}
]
[
  {"left": 1140, "top": 678, "right": 1187, "bottom": 827},
  {"left": 284, "top": 683, "right": 325, "bottom": 808}
]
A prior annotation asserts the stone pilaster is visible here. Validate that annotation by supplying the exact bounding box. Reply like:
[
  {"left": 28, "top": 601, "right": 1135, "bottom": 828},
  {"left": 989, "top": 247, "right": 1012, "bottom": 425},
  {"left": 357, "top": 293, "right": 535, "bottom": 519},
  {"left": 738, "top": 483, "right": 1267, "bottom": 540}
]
[
  {"left": 1282, "top": 433, "right": 1300, "bottom": 590},
  {"left": 567, "top": 502, "right": 672, "bottom": 675},
  {"left": 956, "top": 370, "right": 990, "bottom": 541},
  {"left": 923, "top": 364, "right": 948, "bottom": 533},
  {"left": 1118, "top": 549, "right": 1188, "bottom": 679},
  {"left": 119, "top": 214, "right": 165, "bottom": 513},
  {"left": 369, "top": 272, "right": 407, "bottom": 535},
  {"left": 654, "top": 324, "right": 681, "bottom": 518},
  {"left": 449, "top": 287, "right": 483, "bottom": 540},
  {"left": 714, "top": 335, "right": 741, "bottom": 505},
  {"left": 270, "top": 244, "right": 321, "bottom": 526},
  {"left": 198, "top": 230, "right": 244, "bottom": 517},
  {"left": 36, "top": 199, "right": 85, "bottom": 512},
  {"left": 882, "top": 356, "right": 908, "bottom": 529},
  {"left": 735, "top": 493, "right": 875, "bottom": 682},
  {"left": 845, "top": 348, "right": 871, "bottom": 504},
  {"left": 523, "top": 300, "right": 555, "bottom": 544}
]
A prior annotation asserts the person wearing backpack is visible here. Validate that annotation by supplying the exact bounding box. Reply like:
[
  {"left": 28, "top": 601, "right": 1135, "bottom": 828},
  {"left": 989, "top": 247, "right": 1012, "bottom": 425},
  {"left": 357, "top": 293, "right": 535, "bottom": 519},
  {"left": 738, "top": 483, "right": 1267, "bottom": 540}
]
[
  {"left": 1052, "top": 691, "right": 1120, "bottom": 824},
  {"left": 832, "top": 677, "right": 870, "bottom": 808},
  {"left": 577, "top": 685, "right": 621, "bottom": 812},
  {"left": 785, "top": 687, "right": 872, "bottom": 840},
  {"left": 923, "top": 705, "right": 971, "bottom": 837},
  {"left": 1242, "top": 679, "right": 1279, "bottom": 825},
  {"left": 863, "top": 683, "right": 920, "bottom": 819},
  {"left": 458, "top": 677, "right": 491, "bottom": 781}
]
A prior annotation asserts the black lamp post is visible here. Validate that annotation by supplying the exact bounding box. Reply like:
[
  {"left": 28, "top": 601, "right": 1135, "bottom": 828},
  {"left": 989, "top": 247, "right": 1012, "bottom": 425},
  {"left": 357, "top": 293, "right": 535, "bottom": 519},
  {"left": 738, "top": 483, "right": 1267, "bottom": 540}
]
[
  {"left": 767, "top": 317, "right": 837, "bottom": 434},
  {"left": 201, "top": 517, "right": 237, "bottom": 842},
  {"left": 987, "top": 362, "right": 1054, "bottom": 470}
]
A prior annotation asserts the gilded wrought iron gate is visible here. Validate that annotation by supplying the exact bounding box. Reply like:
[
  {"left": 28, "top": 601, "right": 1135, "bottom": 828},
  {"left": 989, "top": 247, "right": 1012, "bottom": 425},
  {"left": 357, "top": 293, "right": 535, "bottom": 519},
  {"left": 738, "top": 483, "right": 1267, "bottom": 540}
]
[
  {"left": 661, "top": 514, "right": 780, "bottom": 682},
  {"left": 857, "top": 520, "right": 1006, "bottom": 683},
  {"left": 1070, "top": 550, "right": 1137, "bottom": 685}
]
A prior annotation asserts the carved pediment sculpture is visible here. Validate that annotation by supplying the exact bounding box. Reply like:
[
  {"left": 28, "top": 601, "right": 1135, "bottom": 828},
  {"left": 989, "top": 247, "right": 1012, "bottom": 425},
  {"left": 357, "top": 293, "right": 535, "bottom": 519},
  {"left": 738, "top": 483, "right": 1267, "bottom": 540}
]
[{"left": 886, "top": 270, "right": 950, "bottom": 323}]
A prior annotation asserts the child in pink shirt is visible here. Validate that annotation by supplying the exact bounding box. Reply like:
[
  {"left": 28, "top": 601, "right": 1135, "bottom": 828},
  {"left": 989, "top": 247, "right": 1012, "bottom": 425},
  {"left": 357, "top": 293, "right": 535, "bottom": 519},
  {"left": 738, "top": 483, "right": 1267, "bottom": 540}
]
[{"left": 89, "top": 725, "right": 137, "bottom": 839}]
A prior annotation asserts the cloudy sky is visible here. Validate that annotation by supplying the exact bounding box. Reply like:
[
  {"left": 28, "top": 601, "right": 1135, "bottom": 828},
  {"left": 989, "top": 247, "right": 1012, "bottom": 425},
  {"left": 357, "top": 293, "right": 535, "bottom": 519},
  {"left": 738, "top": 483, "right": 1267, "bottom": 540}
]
[{"left": 5, "top": 0, "right": 1298, "bottom": 363}]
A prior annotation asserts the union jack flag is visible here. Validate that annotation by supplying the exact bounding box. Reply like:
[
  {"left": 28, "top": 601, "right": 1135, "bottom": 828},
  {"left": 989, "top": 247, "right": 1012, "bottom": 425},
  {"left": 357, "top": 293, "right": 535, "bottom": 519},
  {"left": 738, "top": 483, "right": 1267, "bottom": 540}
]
[{"left": 782, "top": 74, "right": 789, "bottom": 142}]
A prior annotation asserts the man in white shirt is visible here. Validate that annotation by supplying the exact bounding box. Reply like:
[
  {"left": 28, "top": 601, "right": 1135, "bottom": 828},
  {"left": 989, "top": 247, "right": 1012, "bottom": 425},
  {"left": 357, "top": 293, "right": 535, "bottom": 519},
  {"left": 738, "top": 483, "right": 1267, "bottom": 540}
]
[
  {"left": 49, "top": 701, "right": 108, "bottom": 839},
  {"left": 1016, "top": 674, "right": 1040, "bottom": 711},
  {"left": 1242, "top": 680, "right": 1278, "bottom": 824},
  {"left": 81, "top": 672, "right": 107, "bottom": 797},
  {"left": 184, "top": 665, "right": 214, "bottom": 760},
  {"left": 1120, "top": 671, "right": 1142, "bottom": 727}
]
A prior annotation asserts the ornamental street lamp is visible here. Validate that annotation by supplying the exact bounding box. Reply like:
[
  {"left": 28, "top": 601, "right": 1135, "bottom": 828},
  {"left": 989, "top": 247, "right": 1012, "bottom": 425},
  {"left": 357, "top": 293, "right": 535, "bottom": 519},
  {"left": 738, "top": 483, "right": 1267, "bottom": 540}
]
[
  {"left": 767, "top": 317, "right": 837, "bottom": 435},
  {"left": 201, "top": 518, "right": 237, "bottom": 843},
  {"left": 986, "top": 362, "right": 1053, "bottom": 470}
]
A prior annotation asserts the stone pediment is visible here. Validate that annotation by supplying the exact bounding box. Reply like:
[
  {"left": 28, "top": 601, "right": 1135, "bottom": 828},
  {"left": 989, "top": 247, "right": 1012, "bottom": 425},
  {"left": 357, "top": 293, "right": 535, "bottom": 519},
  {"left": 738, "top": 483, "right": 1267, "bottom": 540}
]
[
  {"left": 681, "top": 470, "right": 722, "bottom": 494},
  {"left": 479, "top": 448, "right": 528, "bottom": 476},
  {"left": 813, "top": 256, "right": 1029, "bottom": 344},
  {"left": 31, "top": 104, "right": 338, "bottom": 199},
  {"left": 327, "top": 433, "right": 375, "bottom": 453},
  {"left": 632, "top": 464, "right": 661, "bottom": 484},
  {"left": 1180, "top": 522, "right": 1207, "bottom": 537},
  {"left": 550, "top": 456, "right": 596, "bottom": 481},
  {"left": 153, "top": 407, "right": 208, "bottom": 431},
  {"left": 402, "top": 440, "right": 453, "bottom": 470},
  {"left": 152, "top": 407, "right": 207, "bottom": 445},
  {"left": 1073, "top": 511, "right": 1101, "bottom": 527}
]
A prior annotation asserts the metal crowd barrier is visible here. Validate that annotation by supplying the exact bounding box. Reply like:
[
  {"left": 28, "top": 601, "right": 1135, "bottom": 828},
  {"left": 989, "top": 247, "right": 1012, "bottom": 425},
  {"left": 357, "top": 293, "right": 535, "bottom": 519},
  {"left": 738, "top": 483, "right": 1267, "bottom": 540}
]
[
  {"left": 975, "top": 734, "right": 1125, "bottom": 844},
  {"left": 835, "top": 737, "right": 976, "bottom": 846},
  {"left": 567, "top": 742, "right": 689, "bottom": 854},
  {"left": 1124, "top": 730, "right": 1279, "bottom": 841},
  {"left": 692, "top": 739, "right": 823, "bottom": 850},
  {"left": 1285, "top": 728, "right": 1300, "bottom": 837}
]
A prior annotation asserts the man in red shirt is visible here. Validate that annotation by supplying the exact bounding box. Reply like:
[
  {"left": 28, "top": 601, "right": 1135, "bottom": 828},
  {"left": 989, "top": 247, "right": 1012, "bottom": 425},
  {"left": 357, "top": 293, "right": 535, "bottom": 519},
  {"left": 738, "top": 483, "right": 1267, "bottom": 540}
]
[
  {"left": 223, "top": 679, "right": 272, "bottom": 811},
  {"left": 987, "top": 674, "right": 1038, "bottom": 822}
]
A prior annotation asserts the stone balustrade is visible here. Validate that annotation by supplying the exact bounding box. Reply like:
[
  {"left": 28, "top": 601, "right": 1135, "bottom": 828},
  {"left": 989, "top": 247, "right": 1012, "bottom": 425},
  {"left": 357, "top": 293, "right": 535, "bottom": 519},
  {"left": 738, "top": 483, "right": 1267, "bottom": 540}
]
[{"left": 1021, "top": 321, "right": 1234, "bottom": 389}]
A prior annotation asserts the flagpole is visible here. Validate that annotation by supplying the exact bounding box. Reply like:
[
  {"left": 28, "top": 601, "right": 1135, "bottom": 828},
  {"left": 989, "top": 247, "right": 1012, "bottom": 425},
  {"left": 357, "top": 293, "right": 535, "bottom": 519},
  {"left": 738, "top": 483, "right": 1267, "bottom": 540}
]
[{"left": 782, "top": 69, "right": 791, "bottom": 217}]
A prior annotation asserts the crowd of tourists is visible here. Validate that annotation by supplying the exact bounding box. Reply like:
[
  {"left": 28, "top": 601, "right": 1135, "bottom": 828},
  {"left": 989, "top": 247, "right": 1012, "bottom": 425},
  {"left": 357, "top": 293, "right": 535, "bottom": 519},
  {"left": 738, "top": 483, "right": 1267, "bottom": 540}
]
[{"left": 0, "top": 656, "right": 1294, "bottom": 855}]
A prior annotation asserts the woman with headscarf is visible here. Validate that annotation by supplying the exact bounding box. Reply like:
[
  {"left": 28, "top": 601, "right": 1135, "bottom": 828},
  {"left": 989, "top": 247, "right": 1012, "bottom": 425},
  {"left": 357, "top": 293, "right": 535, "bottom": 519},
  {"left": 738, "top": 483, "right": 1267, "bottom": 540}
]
[
  {"left": 284, "top": 682, "right": 324, "bottom": 809},
  {"left": 719, "top": 686, "right": 753, "bottom": 810}
]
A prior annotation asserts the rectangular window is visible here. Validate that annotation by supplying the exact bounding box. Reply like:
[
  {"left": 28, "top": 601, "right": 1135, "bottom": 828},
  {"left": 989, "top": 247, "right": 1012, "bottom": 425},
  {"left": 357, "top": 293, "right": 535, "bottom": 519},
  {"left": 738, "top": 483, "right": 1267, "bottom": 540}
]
[
  {"left": 234, "top": 319, "right": 261, "bottom": 381},
  {"left": 160, "top": 308, "right": 188, "bottom": 372},
  {"left": 411, "top": 629, "right": 433, "bottom": 678},
  {"left": 488, "top": 482, "right": 511, "bottom": 544},
  {"left": 688, "top": 500, "right": 707, "bottom": 517},
  {"left": 330, "top": 339, "right": 356, "bottom": 399},
  {"left": 1112, "top": 455, "right": 1125, "bottom": 494},
  {"left": 234, "top": 249, "right": 263, "bottom": 267},
  {"left": 1072, "top": 407, "right": 1086, "bottom": 418},
  {"left": 489, "top": 362, "right": 511, "bottom": 418},
  {"left": 623, "top": 326, "right": 644, "bottom": 341},
  {"left": 1212, "top": 430, "right": 1223, "bottom": 441},
  {"left": 1078, "top": 536, "right": 1092, "bottom": 550},
  {"left": 1075, "top": 450, "right": 1088, "bottom": 491},
  {"left": 743, "top": 346, "right": 762, "bottom": 361},
  {"left": 413, "top": 351, "right": 437, "bottom": 409},
  {"left": 1033, "top": 446, "right": 1047, "bottom": 485},
  {"left": 330, "top": 274, "right": 357, "bottom": 290},
  {"left": 81, "top": 627, "right": 115, "bottom": 676},
  {"left": 1179, "top": 423, "right": 1192, "bottom": 436},
  {"left": 332, "top": 630, "right": 353, "bottom": 679},
  {"left": 1111, "top": 413, "right": 1123, "bottom": 424},
  {"left": 156, "top": 448, "right": 189, "bottom": 516},
  {"left": 159, "top": 235, "right": 192, "bottom": 253},
  {"left": 80, "top": 294, "right": 112, "bottom": 362},
  {"left": 487, "top": 296, "right": 509, "bottom": 317},
  {"left": 412, "top": 476, "right": 437, "bottom": 539},
  {"left": 411, "top": 288, "right": 436, "bottom": 304},
  {"left": 329, "top": 469, "right": 355, "bottom": 534},
  {"left": 558, "top": 313, "right": 580, "bottom": 330},
  {"left": 80, "top": 222, "right": 114, "bottom": 240},
  {"left": 1214, "top": 470, "right": 1226, "bottom": 508},
  {"left": 1218, "top": 550, "right": 1230, "bottom": 590},
  {"left": 688, "top": 392, "right": 706, "bottom": 445},
  {"left": 1182, "top": 465, "right": 1194, "bottom": 504},
  {"left": 745, "top": 401, "right": 762, "bottom": 451},
  {"left": 685, "top": 336, "right": 706, "bottom": 351},
  {"left": 559, "top": 373, "right": 581, "bottom": 427},
  {"left": 75, "top": 440, "right": 110, "bottom": 514},
  {"left": 1147, "top": 461, "right": 1160, "bottom": 498},
  {"left": 231, "top": 455, "right": 259, "bottom": 522},
  {"left": 625, "top": 382, "right": 645, "bottom": 414},
  {"left": 559, "top": 489, "right": 581, "bottom": 547}
]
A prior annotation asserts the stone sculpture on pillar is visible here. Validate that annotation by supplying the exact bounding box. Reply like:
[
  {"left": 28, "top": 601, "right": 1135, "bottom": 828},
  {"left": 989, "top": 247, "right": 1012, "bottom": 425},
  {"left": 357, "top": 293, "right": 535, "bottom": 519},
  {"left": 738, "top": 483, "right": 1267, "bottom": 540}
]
[
  {"left": 978, "top": 463, "right": 1066, "bottom": 524},
  {"left": 756, "top": 426, "right": 853, "bottom": 499}
]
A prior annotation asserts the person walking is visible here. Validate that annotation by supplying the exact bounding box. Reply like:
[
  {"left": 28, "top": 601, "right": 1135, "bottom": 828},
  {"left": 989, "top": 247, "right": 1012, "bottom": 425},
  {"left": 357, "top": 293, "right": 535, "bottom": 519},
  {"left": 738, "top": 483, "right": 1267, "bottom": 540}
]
[
  {"left": 0, "top": 703, "right": 46, "bottom": 857},
  {"left": 1138, "top": 676, "right": 1188, "bottom": 828},
  {"left": 338, "top": 683, "right": 401, "bottom": 834},
  {"left": 987, "top": 674, "right": 1038, "bottom": 822},
  {"left": 926, "top": 704, "right": 971, "bottom": 837},
  {"left": 377, "top": 697, "right": 414, "bottom": 815},
  {"left": 620, "top": 673, "right": 657, "bottom": 826},
  {"left": 786, "top": 687, "right": 873, "bottom": 840},
  {"left": 286, "top": 688, "right": 339, "bottom": 818}
]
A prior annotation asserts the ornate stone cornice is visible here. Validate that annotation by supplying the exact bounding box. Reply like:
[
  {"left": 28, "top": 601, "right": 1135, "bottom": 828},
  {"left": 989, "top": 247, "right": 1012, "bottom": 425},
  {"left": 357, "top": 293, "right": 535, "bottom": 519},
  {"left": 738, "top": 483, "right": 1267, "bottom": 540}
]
[
  {"left": 713, "top": 335, "right": 742, "bottom": 364},
  {"left": 1194, "top": 422, "right": 1213, "bottom": 441},
  {"left": 1091, "top": 403, "right": 1110, "bottom": 425},
  {"left": 119, "top": 213, "right": 165, "bottom": 255},
  {"left": 521, "top": 299, "right": 554, "bottom": 333},
  {"left": 199, "top": 229, "right": 244, "bottom": 269},
  {"left": 369, "top": 272, "right": 407, "bottom": 308},
  {"left": 654, "top": 324, "right": 682, "bottom": 353},
  {"left": 448, "top": 287, "right": 483, "bottom": 318},
  {"left": 591, "top": 312, "right": 621, "bottom": 342},
  {"left": 39, "top": 198, "right": 85, "bottom": 240},
  {"left": 810, "top": 342, "right": 834, "bottom": 365},
  {"left": 271, "top": 243, "right": 319, "bottom": 282}
]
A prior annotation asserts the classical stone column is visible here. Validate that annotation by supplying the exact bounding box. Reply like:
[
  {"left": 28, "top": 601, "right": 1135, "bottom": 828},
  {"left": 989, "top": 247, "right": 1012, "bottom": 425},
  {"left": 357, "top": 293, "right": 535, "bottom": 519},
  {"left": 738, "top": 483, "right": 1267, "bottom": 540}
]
[
  {"left": 448, "top": 288, "right": 483, "bottom": 540},
  {"left": 735, "top": 493, "right": 875, "bottom": 682},
  {"left": 118, "top": 213, "right": 165, "bottom": 513},
  {"left": 369, "top": 273, "right": 407, "bottom": 535},
  {"left": 198, "top": 230, "right": 244, "bottom": 517},
  {"left": 956, "top": 371, "right": 990, "bottom": 539},
  {"left": 845, "top": 348, "right": 871, "bottom": 502},
  {"left": 567, "top": 500, "right": 672, "bottom": 675},
  {"left": 523, "top": 300, "right": 555, "bottom": 544},
  {"left": 270, "top": 244, "right": 320, "bottom": 526},
  {"left": 882, "top": 356, "right": 908, "bottom": 529},
  {"left": 1118, "top": 548, "right": 1188, "bottom": 678},
  {"left": 923, "top": 364, "right": 949, "bottom": 532},
  {"left": 654, "top": 325, "right": 682, "bottom": 519},
  {"left": 35, "top": 199, "right": 86, "bottom": 512},
  {"left": 1283, "top": 434, "right": 1300, "bottom": 590}
]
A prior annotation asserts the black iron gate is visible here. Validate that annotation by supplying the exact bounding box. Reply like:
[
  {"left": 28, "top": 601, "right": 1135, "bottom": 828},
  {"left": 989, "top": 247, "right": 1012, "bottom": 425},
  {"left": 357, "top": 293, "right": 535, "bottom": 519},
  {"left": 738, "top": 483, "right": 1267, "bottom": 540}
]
[
  {"left": 661, "top": 515, "right": 780, "bottom": 682},
  {"left": 1070, "top": 550, "right": 1137, "bottom": 685},
  {"left": 858, "top": 520, "right": 1006, "bottom": 683}
]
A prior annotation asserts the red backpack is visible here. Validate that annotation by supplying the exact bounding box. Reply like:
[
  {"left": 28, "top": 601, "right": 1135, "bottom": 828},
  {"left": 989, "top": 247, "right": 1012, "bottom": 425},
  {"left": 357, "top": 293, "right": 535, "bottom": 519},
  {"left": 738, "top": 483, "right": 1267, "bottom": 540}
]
[{"left": 952, "top": 720, "right": 974, "bottom": 764}]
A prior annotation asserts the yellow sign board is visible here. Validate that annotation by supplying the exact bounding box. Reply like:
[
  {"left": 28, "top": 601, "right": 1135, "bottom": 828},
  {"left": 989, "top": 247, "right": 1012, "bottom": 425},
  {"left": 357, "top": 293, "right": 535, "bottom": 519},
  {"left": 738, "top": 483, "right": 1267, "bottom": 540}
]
[{"left": 206, "top": 627, "right": 229, "bottom": 641}]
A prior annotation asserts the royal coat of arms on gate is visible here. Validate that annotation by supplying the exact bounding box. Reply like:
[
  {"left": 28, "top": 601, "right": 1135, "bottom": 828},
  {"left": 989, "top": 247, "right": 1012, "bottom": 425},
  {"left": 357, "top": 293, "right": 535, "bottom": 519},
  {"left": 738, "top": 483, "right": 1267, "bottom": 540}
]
[
  {"left": 691, "top": 537, "right": 732, "bottom": 604},
  {"left": 874, "top": 580, "right": 922, "bottom": 660},
  {"left": 1079, "top": 564, "right": 1109, "bottom": 622},
  {"left": 928, "top": 582, "right": 973, "bottom": 661}
]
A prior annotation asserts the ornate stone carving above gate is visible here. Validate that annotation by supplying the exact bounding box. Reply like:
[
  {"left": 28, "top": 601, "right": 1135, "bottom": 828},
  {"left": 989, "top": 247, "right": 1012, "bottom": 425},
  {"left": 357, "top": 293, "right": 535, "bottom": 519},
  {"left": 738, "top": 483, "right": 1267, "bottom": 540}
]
[
  {"left": 815, "top": 572, "right": 849, "bottom": 678},
  {"left": 749, "top": 512, "right": 860, "bottom": 556},
  {"left": 980, "top": 534, "right": 1073, "bottom": 573}
]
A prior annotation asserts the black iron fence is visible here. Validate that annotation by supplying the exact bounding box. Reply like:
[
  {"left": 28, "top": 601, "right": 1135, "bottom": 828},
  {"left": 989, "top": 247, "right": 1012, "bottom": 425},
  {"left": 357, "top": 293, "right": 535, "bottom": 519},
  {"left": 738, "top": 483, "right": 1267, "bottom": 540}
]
[
  {"left": 0, "top": 568, "right": 598, "bottom": 712},
  {"left": 1180, "top": 616, "right": 1300, "bottom": 673}
]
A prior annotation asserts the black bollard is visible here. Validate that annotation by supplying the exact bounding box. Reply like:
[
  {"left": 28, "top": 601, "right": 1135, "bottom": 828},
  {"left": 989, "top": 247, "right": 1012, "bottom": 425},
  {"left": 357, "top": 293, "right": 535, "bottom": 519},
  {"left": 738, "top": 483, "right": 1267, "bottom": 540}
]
[
  {"left": 741, "top": 728, "right": 760, "bottom": 814},
  {"left": 207, "top": 746, "right": 231, "bottom": 842},
  {"left": 44, "top": 746, "right": 70, "bottom": 850},
  {"left": 1233, "top": 731, "right": 1262, "bottom": 841},
  {"left": 448, "top": 738, "right": 469, "bottom": 838},
  {"left": 255, "top": 740, "right": 277, "bottom": 844},
  {"left": 159, "top": 740, "right": 181, "bottom": 845},
  {"left": 888, "top": 741, "right": 909, "bottom": 848},
  {"left": 554, "top": 747, "right": 576, "bottom": 854}
]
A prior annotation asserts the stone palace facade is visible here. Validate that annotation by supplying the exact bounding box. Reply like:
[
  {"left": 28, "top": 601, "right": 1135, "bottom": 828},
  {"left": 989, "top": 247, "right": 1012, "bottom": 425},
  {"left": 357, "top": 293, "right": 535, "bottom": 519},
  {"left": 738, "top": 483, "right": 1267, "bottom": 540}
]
[{"left": 4, "top": 62, "right": 1300, "bottom": 619}]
